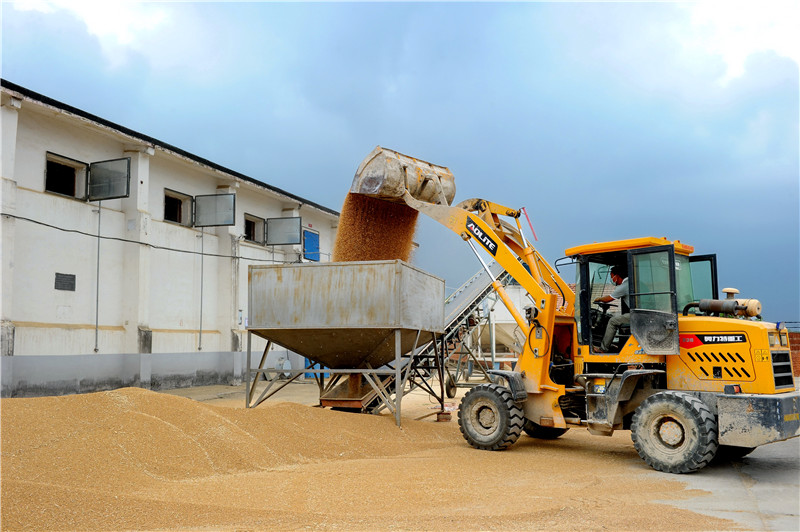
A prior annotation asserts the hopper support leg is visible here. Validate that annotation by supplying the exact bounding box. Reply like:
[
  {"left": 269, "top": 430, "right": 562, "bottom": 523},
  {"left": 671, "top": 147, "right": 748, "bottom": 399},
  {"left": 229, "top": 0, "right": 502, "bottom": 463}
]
[
  {"left": 246, "top": 339, "right": 272, "bottom": 407},
  {"left": 245, "top": 331, "right": 251, "bottom": 408},
  {"left": 395, "top": 329, "right": 403, "bottom": 426},
  {"left": 245, "top": 336, "right": 305, "bottom": 408}
]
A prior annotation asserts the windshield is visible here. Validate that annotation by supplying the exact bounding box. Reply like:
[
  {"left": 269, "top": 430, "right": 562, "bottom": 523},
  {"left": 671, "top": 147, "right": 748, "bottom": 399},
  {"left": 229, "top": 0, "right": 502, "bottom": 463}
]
[{"left": 589, "top": 262, "right": 616, "bottom": 303}]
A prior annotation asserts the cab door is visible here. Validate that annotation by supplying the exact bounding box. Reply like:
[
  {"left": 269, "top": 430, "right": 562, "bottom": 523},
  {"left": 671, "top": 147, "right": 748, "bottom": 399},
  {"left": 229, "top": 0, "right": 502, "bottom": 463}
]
[{"left": 627, "top": 245, "right": 679, "bottom": 355}]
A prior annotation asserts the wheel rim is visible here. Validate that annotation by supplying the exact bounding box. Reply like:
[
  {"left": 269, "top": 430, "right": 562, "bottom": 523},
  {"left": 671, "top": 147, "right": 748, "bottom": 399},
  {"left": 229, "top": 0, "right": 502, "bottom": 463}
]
[
  {"left": 655, "top": 416, "right": 685, "bottom": 448},
  {"left": 477, "top": 406, "right": 496, "bottom": 428},
  {"left": 469, "top": 398, "right": 499, "bottom": 436}
]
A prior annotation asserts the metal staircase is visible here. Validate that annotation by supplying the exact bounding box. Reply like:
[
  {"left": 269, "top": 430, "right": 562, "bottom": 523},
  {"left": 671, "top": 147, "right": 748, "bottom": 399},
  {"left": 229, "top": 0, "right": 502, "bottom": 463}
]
[{"left": 411, "top": 261, "right": 518, "bottom": 396}]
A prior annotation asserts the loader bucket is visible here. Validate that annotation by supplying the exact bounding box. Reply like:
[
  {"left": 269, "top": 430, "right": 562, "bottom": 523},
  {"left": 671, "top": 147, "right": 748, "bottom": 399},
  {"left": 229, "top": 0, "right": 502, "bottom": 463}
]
[{"left": 350, "top": 146, "right": 456, "bottom": 206}]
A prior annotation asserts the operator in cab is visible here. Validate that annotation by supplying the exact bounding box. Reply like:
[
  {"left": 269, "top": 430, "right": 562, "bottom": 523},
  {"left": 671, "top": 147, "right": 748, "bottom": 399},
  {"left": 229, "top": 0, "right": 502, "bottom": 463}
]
[{"left": 593, "top": 265, "right": 629, "bottom": 353}]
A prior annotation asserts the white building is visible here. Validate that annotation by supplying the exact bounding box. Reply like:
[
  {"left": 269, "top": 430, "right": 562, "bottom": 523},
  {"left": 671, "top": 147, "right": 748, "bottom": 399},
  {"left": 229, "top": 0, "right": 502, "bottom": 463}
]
[{"left": 1, "top": 80, "right": 339, "bottom": 396}]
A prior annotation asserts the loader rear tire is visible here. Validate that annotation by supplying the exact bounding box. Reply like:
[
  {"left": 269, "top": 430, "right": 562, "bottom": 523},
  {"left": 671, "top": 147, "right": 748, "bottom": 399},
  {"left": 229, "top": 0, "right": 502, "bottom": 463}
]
[
  {"left": 523, "top": 419, "right": 568, "bottom": 439},
  {"left": 631, "top": 391, "right": 718, "bottom": 474},
  {"left": 458, "top": 383, "right": 523, "bottom": 451}
]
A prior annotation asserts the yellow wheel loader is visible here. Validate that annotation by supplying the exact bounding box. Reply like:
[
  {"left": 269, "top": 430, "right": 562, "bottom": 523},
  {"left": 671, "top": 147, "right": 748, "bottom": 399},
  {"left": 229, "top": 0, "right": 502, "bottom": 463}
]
[{"left": 351, "top": 146, "right": 799, "bottom": 473}]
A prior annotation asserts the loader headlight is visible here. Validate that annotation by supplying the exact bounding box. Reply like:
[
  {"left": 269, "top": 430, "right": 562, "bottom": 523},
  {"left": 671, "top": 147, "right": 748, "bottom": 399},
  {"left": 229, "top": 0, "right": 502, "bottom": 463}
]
[{"left": 769, "top": 332, "right": 779, "bottom": 347}]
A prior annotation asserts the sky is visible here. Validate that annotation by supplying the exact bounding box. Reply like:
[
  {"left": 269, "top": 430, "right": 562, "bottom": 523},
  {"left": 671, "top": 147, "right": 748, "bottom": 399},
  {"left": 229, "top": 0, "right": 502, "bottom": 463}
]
[{"left": 2, "top": 1, "right": 798, "bottom": 322}]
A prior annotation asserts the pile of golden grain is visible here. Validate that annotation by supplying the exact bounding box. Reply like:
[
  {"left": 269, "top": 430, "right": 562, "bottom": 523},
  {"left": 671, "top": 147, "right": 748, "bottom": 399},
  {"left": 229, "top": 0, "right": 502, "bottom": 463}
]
[{"left": 0, "top": 388, "right": 732, "bottom": 530}]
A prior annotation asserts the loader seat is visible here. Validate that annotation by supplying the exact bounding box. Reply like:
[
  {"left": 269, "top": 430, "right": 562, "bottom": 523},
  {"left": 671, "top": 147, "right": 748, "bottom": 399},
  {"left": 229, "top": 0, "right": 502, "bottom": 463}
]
[
  {"left": 614, "top": 326, "right": 631, "bottom": 349},
  {"left": 615, "top": 298, "right": 631, "bottom": 348}
]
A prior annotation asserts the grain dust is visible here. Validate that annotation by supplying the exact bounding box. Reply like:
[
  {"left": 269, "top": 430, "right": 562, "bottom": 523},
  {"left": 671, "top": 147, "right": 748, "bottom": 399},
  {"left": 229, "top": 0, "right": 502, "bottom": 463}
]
[
  {"left": 1, "top": 388, "right": 737, "bottom": 531},
  {"left": 332, "top": 193, "right": 418, "bottom": 262}
]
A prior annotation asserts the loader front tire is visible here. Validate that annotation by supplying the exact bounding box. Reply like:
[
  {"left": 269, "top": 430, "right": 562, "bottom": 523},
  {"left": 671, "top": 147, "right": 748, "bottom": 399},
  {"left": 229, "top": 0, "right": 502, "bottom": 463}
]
[
  {"left": 631, "top": 391, "right": 718, "bottom": 474},
  {"left": 523, "top": 419, "right": 568, "bottom": 439},
  {"left": 458, "top": 383, "right": 523, "bottom": 451}
]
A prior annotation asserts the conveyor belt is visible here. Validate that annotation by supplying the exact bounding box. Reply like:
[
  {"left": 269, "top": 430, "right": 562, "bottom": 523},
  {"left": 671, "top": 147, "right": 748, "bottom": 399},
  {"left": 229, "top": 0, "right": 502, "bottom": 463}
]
[
  {"left": 443, "top": 262, "right": 510, "bottom": 340},
  {"left": 417, "top": 261, "right": 512, "bottom": 359}
]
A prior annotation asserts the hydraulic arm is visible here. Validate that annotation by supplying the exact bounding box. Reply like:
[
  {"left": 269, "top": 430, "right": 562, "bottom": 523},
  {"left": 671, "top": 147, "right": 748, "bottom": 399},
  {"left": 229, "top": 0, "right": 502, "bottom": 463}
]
[{"left": 349, "top": 146, "right": 574, "bottom": 392}]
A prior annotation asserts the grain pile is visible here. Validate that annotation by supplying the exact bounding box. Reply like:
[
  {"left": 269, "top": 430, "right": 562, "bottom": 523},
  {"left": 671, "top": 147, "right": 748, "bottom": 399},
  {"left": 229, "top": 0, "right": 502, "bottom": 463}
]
[
  {"left": 1, "top": 388, "right": 736, "bottom": 531},
  {"left": 332, "top": 193, "right": 418, "bottom": 262}
]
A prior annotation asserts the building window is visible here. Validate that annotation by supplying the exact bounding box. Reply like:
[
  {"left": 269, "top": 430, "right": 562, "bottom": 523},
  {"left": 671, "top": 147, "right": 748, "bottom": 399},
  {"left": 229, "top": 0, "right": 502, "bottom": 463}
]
[
  {"left": 45, "top": 152, "right": 87, "bottom": 199},
  {"left": 244, "top": 214, "right": 265, "bottom": 243},
  {"left": 164, "top": 189, "right": 192, "bottom": 226},
  {"left": 303, "top": 229, "right": 320, "bottom": 261},
  {"left": 266, "top": 217, "right": 302, "bottom": 245}
]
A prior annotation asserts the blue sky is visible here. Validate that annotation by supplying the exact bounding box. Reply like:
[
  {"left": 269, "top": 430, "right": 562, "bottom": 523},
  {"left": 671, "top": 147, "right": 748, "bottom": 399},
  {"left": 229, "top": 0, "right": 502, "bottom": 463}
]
[{"left": 2, "top": 1, "right": 798, "bottom": 321}]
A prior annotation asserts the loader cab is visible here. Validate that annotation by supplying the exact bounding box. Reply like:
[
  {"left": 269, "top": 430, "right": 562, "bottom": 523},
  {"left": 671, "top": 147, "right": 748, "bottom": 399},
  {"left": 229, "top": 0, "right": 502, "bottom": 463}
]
[{"left": 566, "top": 237, "right": 716, "bottom": 355}]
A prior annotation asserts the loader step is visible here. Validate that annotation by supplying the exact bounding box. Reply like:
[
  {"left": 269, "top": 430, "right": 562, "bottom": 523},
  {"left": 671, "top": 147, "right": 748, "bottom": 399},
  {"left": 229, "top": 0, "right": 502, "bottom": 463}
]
[{"left": 575, "top": 373, "right": 616, "bottom": 379}]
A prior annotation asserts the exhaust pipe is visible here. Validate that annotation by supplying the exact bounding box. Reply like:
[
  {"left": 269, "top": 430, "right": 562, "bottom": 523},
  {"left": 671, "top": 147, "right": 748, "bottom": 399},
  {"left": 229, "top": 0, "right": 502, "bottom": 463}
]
[{"left": 683, "top": 297, "right": 762, "bottom": 317}]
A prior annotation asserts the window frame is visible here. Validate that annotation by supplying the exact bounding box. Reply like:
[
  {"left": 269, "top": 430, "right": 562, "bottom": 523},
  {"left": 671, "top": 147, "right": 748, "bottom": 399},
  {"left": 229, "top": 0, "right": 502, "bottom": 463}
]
[
  {"left": 266, "top": 216, "right": 302, "bottom": 246},
  {"left": 87, "top": 157, "right": 131, "bottom": 201},
  {"left": 576, "top": 256, "right": 592, "bottom": 347},
  {"left": 163, "top": 188, "right": 193, "bottom": 227},
  {"left": 194, "top": 193, "right": 236, "bottom": 228},
  {"left": 44, "top": 152, "right": 88, "bottom": 200},
  {"left": 627, "top": 244, "right": 680, "bottom": 355},
  {"left": 575, "top": 252, "right": 627, "bottom": 347},
  {"left": 627, "top": 245, "right": 678, "bottom": 314},
  {"left": 243, "top": 213, "right": 266, "bottom": 244},
  {"left": 689, "top": 254, "right": 719, "bottom": 301}
]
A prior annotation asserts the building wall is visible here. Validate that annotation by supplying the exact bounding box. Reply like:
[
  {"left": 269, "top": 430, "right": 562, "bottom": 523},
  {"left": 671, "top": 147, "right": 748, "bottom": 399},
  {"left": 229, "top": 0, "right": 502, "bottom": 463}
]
[
  {"left": 1, "top": 84, "right": 338, "bottom": 395},
  {"left": 790, "top": 331, "right": 799, "bottom": 377}
]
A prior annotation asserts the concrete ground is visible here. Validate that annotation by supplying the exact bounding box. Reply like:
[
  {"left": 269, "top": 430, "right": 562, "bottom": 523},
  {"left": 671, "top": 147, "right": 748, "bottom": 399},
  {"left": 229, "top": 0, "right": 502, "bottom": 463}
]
[
  {"left": 655, "top": 438, "right": 800, "bottom": 531},
  {"left": 164, "top": 380, "right": 800, "bottom": 531}
]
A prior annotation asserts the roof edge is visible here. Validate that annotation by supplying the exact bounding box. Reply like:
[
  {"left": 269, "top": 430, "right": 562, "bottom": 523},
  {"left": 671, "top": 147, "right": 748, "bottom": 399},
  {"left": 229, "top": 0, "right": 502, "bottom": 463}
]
[
  {"left": 1, "top": 79, "right": 339, "bottom": 218},
  {"left": 565, "top": 237, "right": 695, "bottom": 256}
]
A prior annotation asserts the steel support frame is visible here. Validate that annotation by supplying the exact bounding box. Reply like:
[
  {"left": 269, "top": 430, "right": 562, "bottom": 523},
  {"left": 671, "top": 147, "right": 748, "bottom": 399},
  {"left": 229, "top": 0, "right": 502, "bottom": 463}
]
[
  {"left": 245, "top": 329, "right": 447, "bottom": 426},
  {"left": 444, "top": 322, "right": 497, "bottom": 388},
  {"left": 443, "top": 294, "right": 518, "bottom": 391}
]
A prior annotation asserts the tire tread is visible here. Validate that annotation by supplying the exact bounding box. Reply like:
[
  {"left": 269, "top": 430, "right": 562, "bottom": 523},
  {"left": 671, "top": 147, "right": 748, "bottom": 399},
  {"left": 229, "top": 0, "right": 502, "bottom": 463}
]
[
  {"left": 458, "top": 383, "right": 523, "bottom": 451},
  {"left": 631, "top": 391, "right": 718, "bottom": 474}
]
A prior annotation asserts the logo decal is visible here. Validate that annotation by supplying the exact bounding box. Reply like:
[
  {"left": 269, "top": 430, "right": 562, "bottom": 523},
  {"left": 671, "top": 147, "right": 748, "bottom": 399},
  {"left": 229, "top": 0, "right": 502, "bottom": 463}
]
[
  {"left": 466, "top": 217, "right": 498, "bottom": 255},
  {"left": 680, "top": 333, "right": 746, "bottom": 349}
]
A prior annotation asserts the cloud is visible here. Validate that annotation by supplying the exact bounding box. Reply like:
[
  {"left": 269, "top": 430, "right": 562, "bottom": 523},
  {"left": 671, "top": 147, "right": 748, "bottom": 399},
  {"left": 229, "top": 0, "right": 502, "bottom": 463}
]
[
  {"left": 679, "top": 1, "right": 799, "bottom": 85},
  {"left": 535, "top": 2, "right": 797, "bottom": 109},
  {"left": 12, "top": 0, "right": 168, "bottom": 67},
  {"left": 8, "top": 1, "right": 244, "bottom": 82}
]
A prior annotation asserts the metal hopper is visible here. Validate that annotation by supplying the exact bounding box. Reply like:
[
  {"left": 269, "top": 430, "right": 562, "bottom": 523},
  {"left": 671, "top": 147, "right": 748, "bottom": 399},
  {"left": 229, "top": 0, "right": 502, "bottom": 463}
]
[{"left": 247, "top": 260, "right": 445, "bottom": 369}]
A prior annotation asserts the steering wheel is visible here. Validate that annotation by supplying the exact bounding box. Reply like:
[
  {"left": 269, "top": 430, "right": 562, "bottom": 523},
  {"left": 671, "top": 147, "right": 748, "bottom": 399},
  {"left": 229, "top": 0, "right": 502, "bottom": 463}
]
[{"left": 594, "top": 301, "right": 617, "bottom": 313}]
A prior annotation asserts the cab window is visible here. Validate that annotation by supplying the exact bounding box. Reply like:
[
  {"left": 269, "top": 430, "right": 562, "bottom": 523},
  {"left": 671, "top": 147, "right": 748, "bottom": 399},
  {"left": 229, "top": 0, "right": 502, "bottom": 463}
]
[
  {"left": 689, "top": 254, "right": 718, "bottom": 301},
  {"left": 674, "top": 254, "right": 694, "bottom": 312},
  {"left": 630, "top": 249, "right": 673, "bottom": 312}
]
